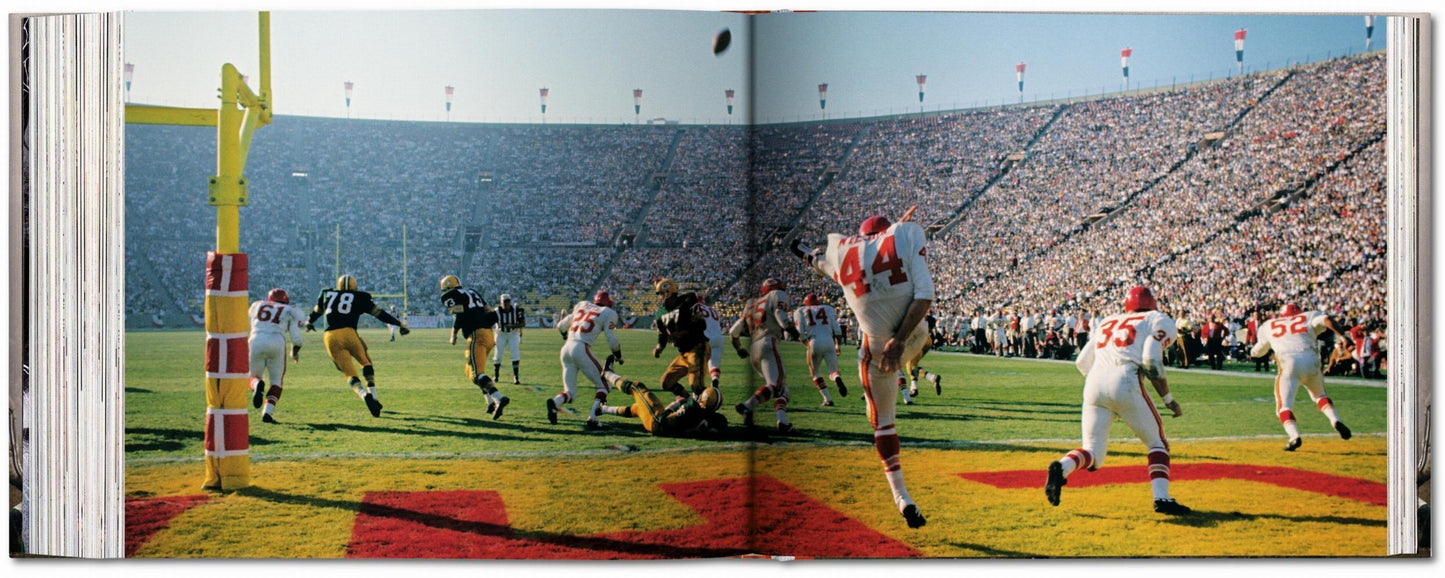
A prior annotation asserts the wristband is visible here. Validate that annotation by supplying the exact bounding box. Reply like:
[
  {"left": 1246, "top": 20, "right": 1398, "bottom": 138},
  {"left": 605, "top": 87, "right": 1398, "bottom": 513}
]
[{"left": 1162, "top": 393, "right": 1175, "bottom": 405}]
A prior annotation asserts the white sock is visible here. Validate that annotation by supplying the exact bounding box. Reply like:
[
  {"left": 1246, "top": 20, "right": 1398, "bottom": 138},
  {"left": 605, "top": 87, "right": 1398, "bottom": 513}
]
[
  {"left": 1320, "top": 403, "right": 1341, "bottom": 423},
  {"left": 263, "top": 403, "right": 275, "bottom": 416},
  {"left": 551, "top": 394, "right": 567, "bottom": 407},
  {"left": 1151, "top": 478, "right": 1170, "bottom": 500},
  {"left": 1059, "top": 458, "right": 1077, "bottom": 477},
  {"left": 820, "top": 389, "right": 833, "bottom": 403},
  {"left": 900, "top": 387, "right": 913, "bottom": 402},
  {"left": 491, "top": 391, "right": 506, "bottom": 403},
  {"left": 590, "top": 399, "right": 603, "bottom": 420},
  {"left": 353, "top": 386, "right": 369, "bottom": 400},
  {"left": 367, "top": 385, "right": 377, "bottom": 398},
  {"left": 744, "top": 396, "right": 759, "bottom": 410},
  {"left": 776, "top": 409, "right": 789, "bottom": 425},
  {"left": 886, "top": 470, "right": 913, "bottom": 510},
  {"left": 1283, "top": 419, "right": 1301, "bottom": 440}
]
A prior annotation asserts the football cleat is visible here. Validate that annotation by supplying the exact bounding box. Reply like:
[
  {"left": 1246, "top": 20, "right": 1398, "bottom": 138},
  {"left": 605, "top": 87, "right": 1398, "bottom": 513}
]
[
  {"left": 584, "top": 420, "right": 608, "bottom": 431},
  {"left": 1045, "top": 461, "right": 1066, "bottom": 506},
  {"left": 931, "top": 374, "right": 942, "bottom": 396},
  {"left": 821, "top": 400, "right": 834, "bottom": 407},
  {"left": 777, "top": 422, "right": 796, "bottom": 435},
  {"left": 262, "top": 413, "right": 278, "bottom": 424},
  {"left": 735, "top": 403, "right": 754, "bottom": 427},
  {"left": 1153, "top": 498, "right": 1193, "bottom": 516},
  {"left": 909, "top": 386, "right": 920, "bottom": 397},
  {"left": 490, "top": 396, "right": 510, "bottom": 420},
  {"left": 252, "top": 380, "right": 266, "bottom": 408},
  {"left": 546, "top": 398, "right": 559, "bottom": 425},
  {"left": 903, "top": 398, "right": 914, "bottom": 406},
  {"left": 901, "top": 504, "right": 927, "bottom": 529},
  {"left": 604, "top": 354, "right": 616, "bottom": 373},
  {"left": 364, "top": 394, "right": 382, "bottom": 418},
  {"left": 513, "top": 375, "right": 521, "bottom": 385},
  {"left": 485, "top": 396, "right": 497, "bottom": 414},
  {"left": 1335, "top": 421, "right": 1353, "bottom": 440},
  {"left": 1283, "top": 437, "right": 1303, "bottom": 452},
  {"left": 835, "top": 376, "right": 848, "bottom": 397}
]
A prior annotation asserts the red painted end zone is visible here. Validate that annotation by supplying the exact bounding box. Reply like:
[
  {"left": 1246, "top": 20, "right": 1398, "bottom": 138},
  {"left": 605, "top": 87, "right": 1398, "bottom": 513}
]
[
  {"left": 125, "top": 495, "right": 211, "bottom": 557},
  {"left": 347, "top": 476, "right": 920, "bottom": 559},
  {"left": 958, "top": 463, "right": 1385, "bottom": 506}
]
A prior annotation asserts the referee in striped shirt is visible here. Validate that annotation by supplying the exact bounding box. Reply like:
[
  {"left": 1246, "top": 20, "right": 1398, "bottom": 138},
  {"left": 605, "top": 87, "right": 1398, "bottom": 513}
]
[{"left": 493, "top": 294, "right": 526, "bottom": 384}]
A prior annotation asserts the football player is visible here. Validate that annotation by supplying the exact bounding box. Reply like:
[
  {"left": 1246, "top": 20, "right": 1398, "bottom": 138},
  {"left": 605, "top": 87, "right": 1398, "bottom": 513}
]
[
  {"left": 697, "top": 295, "right": 726, "bottom": 390},
  {"left": 440, "top": 275, "right": 509, "bottom": 419},
  {"left": 598, "top": 362, "right": 727, "bottom": 437},
  {"left": 791, "top": 207, "right": 931, "bottom": 528},
  {"left": 730, "top": 277, "right": 801, "bottom": 432},
  {"left": 652, "top": 279, "right": 711, "bottom": 397},
  {"left": 248, "top": 288, "right": 305, "bottom": 423},
  {"left": 1045, "top": 286, "right": 1192, "bottom": 516},
  {"left": 306, "top": 275, "right": 409, "bottom": 417},
  {"left": 1250, "top": 303, "right": 1354, "bottom": 451},
  {"left": 550, "top": 291, "right": 624, "bottom": 430},
  {"left": 900, "top": 311, "right": 942, "bottom": 402},
  {"left": 793, "top": 293, "right": 848, "bottom": 406}
]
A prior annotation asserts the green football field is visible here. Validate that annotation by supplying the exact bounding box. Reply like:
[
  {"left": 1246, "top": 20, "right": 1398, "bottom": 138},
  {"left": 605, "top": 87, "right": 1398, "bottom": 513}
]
[{"left": 125, "top": 327, "right": 1386, "bottom": 460}]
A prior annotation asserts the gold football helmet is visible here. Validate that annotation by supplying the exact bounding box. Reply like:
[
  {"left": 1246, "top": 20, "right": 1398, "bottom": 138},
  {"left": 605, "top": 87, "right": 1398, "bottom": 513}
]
[
  {"left": 335, "top": 275, "right": 357, "bottom": 291},
  {"left": 698, "top": 386, "right": 723, "bottom": 412},
  {"left": 439, "top": 275, "right": 461, "bottom": 292},
  {"left": 654, "top": 278, "right": 678, "bottom": 301}
]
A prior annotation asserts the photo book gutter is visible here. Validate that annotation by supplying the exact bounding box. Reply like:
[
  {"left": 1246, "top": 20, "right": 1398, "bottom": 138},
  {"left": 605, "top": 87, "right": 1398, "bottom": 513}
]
[{"left": 7, "top": 9, "right": 1432, "bottom": 559}]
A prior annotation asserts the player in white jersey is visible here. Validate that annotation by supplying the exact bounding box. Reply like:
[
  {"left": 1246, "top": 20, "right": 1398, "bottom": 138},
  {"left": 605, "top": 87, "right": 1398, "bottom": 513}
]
[
  {"left": 793, "top": 293, "right": 848, "bottom": 406},
  {"left": 248, "top": 289, "right": 305, "bottom": 423},
  {"left": 696, "top": 296, "right": 726, "bottom": 390},
  {"left": 1249, "top": 303, "right": 1354, "bottom": 451},
  {"left": 791, "top": 209, "right": 932, "bottom": 529},
  {"left": 1044, "top": 286, "right": 1191, "bottom": 515},
  {"left": 731, "top": 278, "right": 801, "bottom": 432},
  {"left": 549, "top": 291, "right": 624, "bottom": 430}
]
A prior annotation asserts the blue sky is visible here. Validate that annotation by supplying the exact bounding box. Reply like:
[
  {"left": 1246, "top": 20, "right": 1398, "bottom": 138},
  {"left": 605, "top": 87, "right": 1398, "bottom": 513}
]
[{"left": 125, "top": 10, "right": 1380, "bottom": 124}]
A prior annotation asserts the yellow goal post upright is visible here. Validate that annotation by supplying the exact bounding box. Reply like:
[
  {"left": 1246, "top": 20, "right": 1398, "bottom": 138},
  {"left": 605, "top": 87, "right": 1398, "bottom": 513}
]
[{"left": 125, "top": 12, "right": 273, "bottom": 490}]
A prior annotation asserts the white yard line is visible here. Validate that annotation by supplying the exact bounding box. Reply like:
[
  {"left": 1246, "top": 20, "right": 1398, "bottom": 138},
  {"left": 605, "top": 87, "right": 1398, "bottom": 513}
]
[
  {"left": 930, "top": 350, "right": 1385, "bottom": 388},
  {"left": 126, "top": 432, "right": 1382, "bottom": 465}
]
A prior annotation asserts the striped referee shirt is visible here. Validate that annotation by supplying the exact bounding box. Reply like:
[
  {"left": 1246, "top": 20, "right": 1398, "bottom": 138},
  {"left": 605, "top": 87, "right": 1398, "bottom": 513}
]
[{"left": 495, "top": 306, "right": 526, "bottom": 332}]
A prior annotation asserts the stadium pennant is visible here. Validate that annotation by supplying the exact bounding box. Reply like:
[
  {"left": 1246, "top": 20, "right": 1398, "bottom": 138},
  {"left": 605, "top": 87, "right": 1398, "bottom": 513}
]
[
  {"left": 1016, "top": 62, "right": 1026, "bottom": 94},
  {"left": 445, "top": 85, "right": 453, "bottom": 113},
  {"left": 633, "top": 88, "right": 643, "bottom": 115},
  {"left": 202, "top": 251, "right": 251, "bottom": 490},
  {"left": 540, "top": 87, "right": 549, "bottom": 114},
  {"left": 916, "top": 74, "right": 927, "bottom": 103},
  {"left": 124, "top": 62, "right": 133, "bottom": 101},
  {"left": 1365, "top": 16, "right": 1374, "bottom": 50},
  {"left": 1234, "top": 29, "right": 1247, "bottom": 72},
  {"left": 344, "top": 81, "right": 354, "bottom": 116},
  {"left": 818, "top": 83, "right": 828, "bottom": 110},
  {"left": 1121, "top": 48, "right": 1132, "bottom": 86},
  {"left": 725, "top": 89, "right": 735, "bottom": 115}
]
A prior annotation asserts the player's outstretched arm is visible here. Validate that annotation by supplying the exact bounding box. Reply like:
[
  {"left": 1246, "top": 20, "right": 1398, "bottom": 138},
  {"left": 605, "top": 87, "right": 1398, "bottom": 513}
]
[{"left": 371, "top": 306, "right": 408, "bottom": 335}]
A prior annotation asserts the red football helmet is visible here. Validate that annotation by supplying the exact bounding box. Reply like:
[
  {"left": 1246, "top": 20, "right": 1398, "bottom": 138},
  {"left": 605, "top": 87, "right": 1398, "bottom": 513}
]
[
  {"left": 1279, "top": 303, "right": 1302, "bottom": 317},
  {"left": 803, "top": 293, "right": 819, "bottom": 307},
  {"left": 594, "top": 290, "right": 615, "bottom": 308},
  {"left": 761, "top": 277, "right": 785, "bottom": 296},
  {"left": 267, "top": 288, "right": 289, "bottom": 304},
  {"left": 1123, "top": 286, "right": 1157, "bottom": 312},
  {"left": 859, "top": 215, "right": 892, "bottom": 236}
]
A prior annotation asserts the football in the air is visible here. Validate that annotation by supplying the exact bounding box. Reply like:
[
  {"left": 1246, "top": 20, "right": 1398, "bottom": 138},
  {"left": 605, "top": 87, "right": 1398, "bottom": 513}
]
[{"left": 713, "top": 28, "right": 732, "bottom": 56}]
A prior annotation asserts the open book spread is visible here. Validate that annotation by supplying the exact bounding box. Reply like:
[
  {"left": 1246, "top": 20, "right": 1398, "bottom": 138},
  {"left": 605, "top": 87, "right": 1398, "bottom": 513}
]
[{"left": 14, "top": 9, "right": 1427, "bottom": 559}]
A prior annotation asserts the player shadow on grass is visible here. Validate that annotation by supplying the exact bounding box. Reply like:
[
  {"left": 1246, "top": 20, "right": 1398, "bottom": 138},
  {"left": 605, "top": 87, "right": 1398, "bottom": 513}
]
[
  {"left": 941, "top": 540, "right": 1038, "bottom": 558},
  {"left": 297, "top": 421, "right": 536, "bottom": 444},
  {"left": 896, "top": 408, "right": 1076, "bottom": 424},
  {"left": 236, "top": 486, "right": 746, "bottom": 558},
  {"left": 1158, "top": 509, "right": 1385, "bottom": 529},
  {"left": 961, "top": 399, "right": 1081, "bottom": 415},
  {"left": 127, "top": 427, "right": 277, "bottom": 453}
]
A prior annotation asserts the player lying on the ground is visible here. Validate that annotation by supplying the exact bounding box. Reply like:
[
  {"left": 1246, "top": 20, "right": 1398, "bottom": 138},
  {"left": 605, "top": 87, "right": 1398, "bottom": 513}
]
[
  {"left": 248, "top": 288, "right": 304, "bottom": 423},
  {"left": 549, "top": 291, "right": 624, "bottom": 431},
  {"left": 730, "top": 277, "right": 802, "bottom": 433},
  {"left": 596, "top": 358, "right": 728, "bottom": 438},
  {"left": 791, "top": 206, "right": 931, "bottom": 529},
  {"left": 439, "top": 275, "right": 509, "bottom": 419},
  {"left": 1250, "top": 303, "right": 1354, "bottom": 452},
  {"left": 307, "top": 275, "right": 409, "bottom": 418},
  {"left": 794, "top": 293, "right": 848, "bottom": 406},
  {"left": 652, "top": 279, "right": 712, "bottom": 397},
  {"left": 1045, "top": 285, "right": 1192, "bottom": 516}
]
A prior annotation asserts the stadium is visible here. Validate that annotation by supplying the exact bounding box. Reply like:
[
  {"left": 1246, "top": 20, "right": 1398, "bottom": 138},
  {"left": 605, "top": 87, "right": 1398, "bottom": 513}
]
[{"left": 123, "top": 12, "right": 1390, "bottom": 559}]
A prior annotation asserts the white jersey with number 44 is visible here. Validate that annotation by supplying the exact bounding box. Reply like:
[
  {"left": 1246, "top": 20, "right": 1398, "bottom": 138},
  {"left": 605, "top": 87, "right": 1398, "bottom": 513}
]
[
  {"left": 1076, "top": 310, "right": 1177, "bottom": 379},
  {"left": 1251, "top": 311, "right": 1328, "bottom": 357},
  {"left": 248, "top": 300, "right": 305, "bottom": 342},
  {"left": 557, "top": 301, "right": 621, "bottom": 350},
  {"left": 810, "top": 221, "right": 934, "bottom": 337}
]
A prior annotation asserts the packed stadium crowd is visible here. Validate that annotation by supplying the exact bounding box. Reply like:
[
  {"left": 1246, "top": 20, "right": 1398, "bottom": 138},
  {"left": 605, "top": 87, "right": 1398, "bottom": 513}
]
[{"left": 126, "top": 53, "right": 1388, "bottom": 368}]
